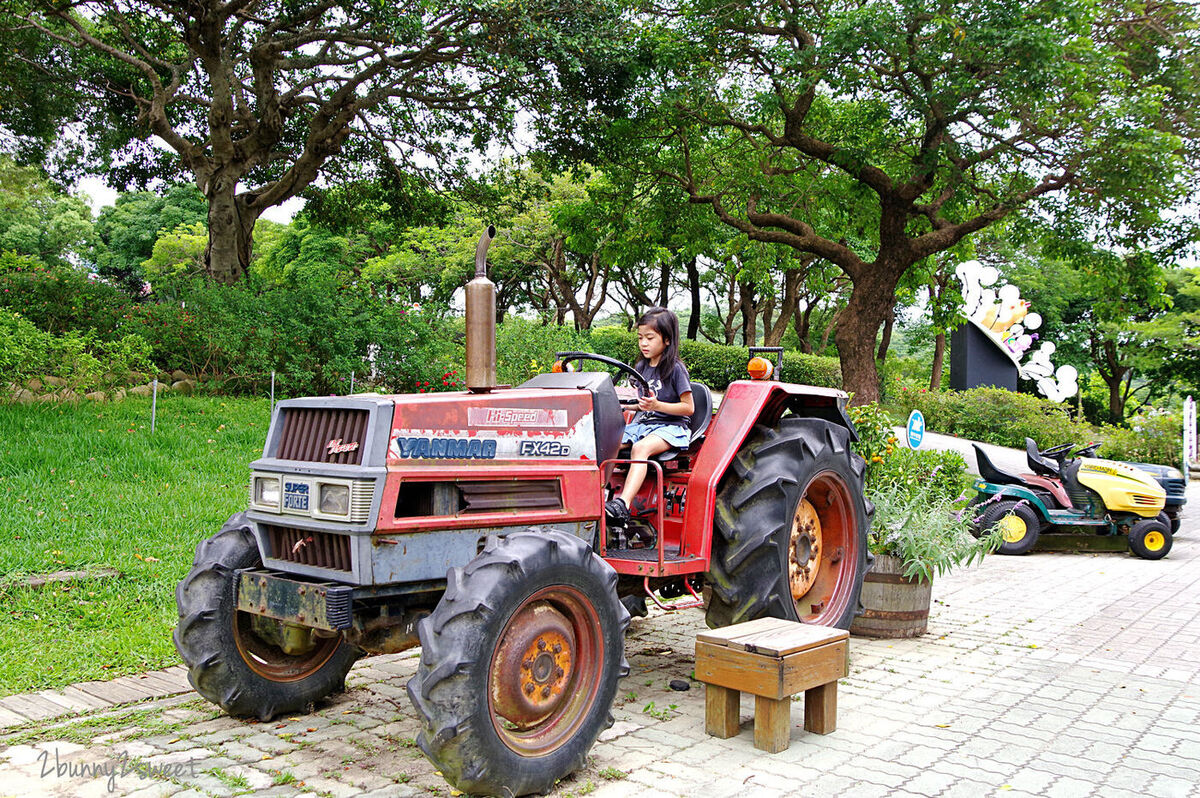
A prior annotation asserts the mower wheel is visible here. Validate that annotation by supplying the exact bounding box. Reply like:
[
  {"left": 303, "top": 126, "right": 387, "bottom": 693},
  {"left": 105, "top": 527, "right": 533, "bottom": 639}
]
[
  {"left": 1129, "top": 518, "right": 1172, "bottom": 560},
  {"left": 407, "top": 530, "right": 629, "bottom": 797},
  {"left": 980, "top": 501, "right": 1041, "bottom": 555},
  {"left": 706, "top": 417, "right": 871, "bottom": 631},
  {"left": 174, "top": 513, "right": 362, "bottom": 720}
]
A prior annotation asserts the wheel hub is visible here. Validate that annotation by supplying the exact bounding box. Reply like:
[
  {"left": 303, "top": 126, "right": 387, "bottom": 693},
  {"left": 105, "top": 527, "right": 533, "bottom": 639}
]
[
  {"left": 999, "top": 515, "right": 1027, "bottom": 543},
  {"left": 790, "top": 498, "right": 822, "bottom": 599},
  {"left": 1145, "top": 530, "right": 1165, "bottom": 551},
  {"left": 491, "top": 602, "right": 575, "bottom": 729}
]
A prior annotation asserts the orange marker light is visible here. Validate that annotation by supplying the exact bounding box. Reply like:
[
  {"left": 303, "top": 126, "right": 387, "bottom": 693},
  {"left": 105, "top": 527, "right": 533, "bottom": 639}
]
[
  {"left": 551, "top": 360, "right": 565, "bottom": 373},
  {"left": 747, "top": 356, "right": 773, "bottom": 380}
]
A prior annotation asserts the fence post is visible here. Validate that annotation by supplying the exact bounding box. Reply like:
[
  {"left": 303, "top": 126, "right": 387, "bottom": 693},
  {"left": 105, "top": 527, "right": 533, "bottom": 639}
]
[{"left": 151, "top": 379, "right": 158, "bottom": 434}]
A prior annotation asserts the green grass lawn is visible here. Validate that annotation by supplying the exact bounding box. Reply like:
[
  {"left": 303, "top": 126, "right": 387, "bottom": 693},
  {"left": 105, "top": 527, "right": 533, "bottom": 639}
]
[{"left": 0, "top": 396, "right": 270, "bottom": 695}]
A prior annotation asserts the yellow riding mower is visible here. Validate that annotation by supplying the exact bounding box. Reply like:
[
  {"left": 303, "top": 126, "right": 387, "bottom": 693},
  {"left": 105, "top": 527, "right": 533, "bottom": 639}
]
[{"left": 971, "top": 439, "right": 1170, "bottom": 559}]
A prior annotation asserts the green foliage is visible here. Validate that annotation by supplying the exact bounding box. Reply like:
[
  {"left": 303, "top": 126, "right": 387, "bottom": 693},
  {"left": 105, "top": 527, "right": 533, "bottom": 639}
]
[
  {"left": 897, "top": 387, "right": 1091, "bottom": 450},
  {"left": 0, "top": 253, "right": 128, "bottom": 336},
  {"left": 588, "top": 326, "right": 840, "bottom": 389},
  {"left": 0, "top": 156, "right": 94, "bottom": 268},
  {"left": 866, "top": 479, "right": 1001, "bottom": 584},
  {"left": 1099, "top": 410, "right": 1184, "bottom": 467},
  {"left": 0, "top": 311, "right": 152, "bottom": 393},
  {"left": 141, "top": 222, "right": 207, "bottom": 299},
  {"left": 848, "top": 401, "right": 969, "bottom": 502},
  {"left": 496, "top": 319, "right": 589, "bottom": 386},
  {"left": 93, "top": 184, "right": 207, "bottom": 294},
  {"left": 127, "top": 278, "right": 458, "bottom": 396}
]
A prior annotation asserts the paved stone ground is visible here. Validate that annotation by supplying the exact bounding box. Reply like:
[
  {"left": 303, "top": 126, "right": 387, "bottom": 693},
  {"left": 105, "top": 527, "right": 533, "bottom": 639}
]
[{"left": 2, "top": 487, "right": 1196, "bottom": 797}]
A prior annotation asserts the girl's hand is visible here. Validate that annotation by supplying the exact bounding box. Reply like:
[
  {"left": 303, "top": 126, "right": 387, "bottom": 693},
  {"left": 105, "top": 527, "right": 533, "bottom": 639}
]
[{"left": 637, "top": 393, "right": 658, "bottom": 412}]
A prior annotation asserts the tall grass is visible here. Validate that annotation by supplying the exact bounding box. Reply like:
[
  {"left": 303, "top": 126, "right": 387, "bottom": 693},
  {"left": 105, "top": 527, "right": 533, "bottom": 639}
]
[{"left": 0, "top": 396, "right": 269, "bottom": 694}]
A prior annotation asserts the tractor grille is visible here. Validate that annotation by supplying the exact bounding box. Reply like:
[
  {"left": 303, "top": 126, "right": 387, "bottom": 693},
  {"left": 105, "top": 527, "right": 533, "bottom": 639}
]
[
  {"left": 459, "top": 480, "right": 563, "bottom": 513},
  {"left": 276, "top": 407, "right": 370, "bottom": 465},
  {"left": 265, "top": 524, "right": 353, "bottom": 572},
  {"left": 1130, "top": 494, "right": 1161, "bottom": 508}
]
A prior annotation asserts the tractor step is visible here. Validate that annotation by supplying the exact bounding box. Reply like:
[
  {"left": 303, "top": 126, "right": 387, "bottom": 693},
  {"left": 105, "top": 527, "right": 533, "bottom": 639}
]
[{"left": 603, "top": 545, "right": 707, "bottom": 578}]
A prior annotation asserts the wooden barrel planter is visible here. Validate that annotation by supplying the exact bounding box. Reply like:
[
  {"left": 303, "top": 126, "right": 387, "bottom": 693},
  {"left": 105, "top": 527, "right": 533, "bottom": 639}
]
[{"left": 849, "top": 554, "right": 932, "bottom": 638}]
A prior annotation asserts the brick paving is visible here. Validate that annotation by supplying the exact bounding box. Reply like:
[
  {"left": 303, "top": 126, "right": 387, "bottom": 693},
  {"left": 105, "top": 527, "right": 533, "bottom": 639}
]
[{"left": 2, "top": 484, "right": 1197, "bottom": 798}]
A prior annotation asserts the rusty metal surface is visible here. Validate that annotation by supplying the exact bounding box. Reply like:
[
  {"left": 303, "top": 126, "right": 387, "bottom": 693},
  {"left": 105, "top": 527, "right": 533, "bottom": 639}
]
[
  {"left": 790, "top": 498, "right": 822, "bottom": 600},
  {"left": 265, "top": 524, "right": 353, "bottom": 572},
  {"left": 490, "top": 602, "right": 575, "bottom": 728},
  {"left": 236, "top": 570, "right": 353, "bottom": 631}
]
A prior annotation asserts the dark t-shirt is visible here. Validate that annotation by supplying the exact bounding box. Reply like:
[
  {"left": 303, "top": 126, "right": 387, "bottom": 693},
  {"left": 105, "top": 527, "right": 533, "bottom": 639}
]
[{"left": 634, "top": 360, "right": 692, "bottom": 428}]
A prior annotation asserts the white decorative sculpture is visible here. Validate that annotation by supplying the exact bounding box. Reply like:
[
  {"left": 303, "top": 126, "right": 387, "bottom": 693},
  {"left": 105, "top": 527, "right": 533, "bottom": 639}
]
[{"left": 954, "top": 261, "right": 1077, "bottom": 401}]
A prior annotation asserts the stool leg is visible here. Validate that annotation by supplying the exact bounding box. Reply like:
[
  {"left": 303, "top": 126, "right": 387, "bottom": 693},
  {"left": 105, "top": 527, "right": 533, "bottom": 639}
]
[
  {"left": 754, "top": 695, "right": 790, "bottom": 753},
  {"left": 804, "top": 681, "right": 837, "bottom": 734},
  {"left": 705, "top": 685, "right": 740, "bottom": 739}
]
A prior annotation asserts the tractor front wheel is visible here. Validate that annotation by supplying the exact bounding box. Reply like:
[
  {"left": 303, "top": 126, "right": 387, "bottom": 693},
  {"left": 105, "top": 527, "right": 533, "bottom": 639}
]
[
  {"left": 979, "top": 501, "right": 1041, "bottom": 555},
  {"left": 407, "top": 530, "right": 629, "bottom": 797},
  {"left": 1129, "top": 517, "right": 1172, "bottom": 560},
  {"left": 706, "top": 417, "right": 871, "bottom": 631},
  {"left": 174, "top": 513, "right": 362, "bottom": 720}
]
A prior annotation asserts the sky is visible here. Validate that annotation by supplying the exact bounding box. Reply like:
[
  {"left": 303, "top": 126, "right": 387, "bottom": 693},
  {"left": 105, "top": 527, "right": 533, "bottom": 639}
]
[{"left": 76, "top": 175, "right": 304, "bottom": 224}]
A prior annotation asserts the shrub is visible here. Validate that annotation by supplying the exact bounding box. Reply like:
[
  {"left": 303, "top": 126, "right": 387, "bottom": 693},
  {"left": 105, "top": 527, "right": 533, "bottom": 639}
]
[
  {"left": 0, "top": 311, "right": 153, "bottom": 393},
  {"left": 866, "top": 479, "right": 999, "bottom": 583},
  {"left": 1099, "top": 410, "right": 1184, "bottom": 466},
  {"left": 847, "top": 402, "right": 969, "bottom": 503},
  {"left": 496, "top": 318, "right": 589, "bottom": 386},
  {"left": 897, "top": 386, "right": 1091, "bottom": 450},
  {"left": 0, "top": 253, "right": 130, "bottom": 337},
  {"left": 587, "top": 326, "right": 841, "bottom": 390}
]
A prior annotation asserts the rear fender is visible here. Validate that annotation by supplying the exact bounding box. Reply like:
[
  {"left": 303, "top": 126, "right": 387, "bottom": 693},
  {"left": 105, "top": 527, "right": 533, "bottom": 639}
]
[
  {"left": 971, "top": 480, "right": 1051, "bottom": 519},
  {"left": 681, "top": 380, "right": 855, "bottom": 564}
]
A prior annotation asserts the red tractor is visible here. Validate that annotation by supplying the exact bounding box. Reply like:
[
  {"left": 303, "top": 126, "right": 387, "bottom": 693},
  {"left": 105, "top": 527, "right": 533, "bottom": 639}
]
[{"left": 174, "top": 227, "right": 872, "bottom": 796}]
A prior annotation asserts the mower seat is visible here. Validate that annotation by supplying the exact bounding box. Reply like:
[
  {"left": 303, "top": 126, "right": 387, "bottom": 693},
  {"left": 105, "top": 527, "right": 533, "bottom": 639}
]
[
  {"left": 1025, "top": 438, "right": 1060, "bottom": 477},
  {"left": 649, "top": 381, "right": 713, "bottom": 462},
  {"left": 973, "top": 444, "right": 1030, "bottom": 488}
]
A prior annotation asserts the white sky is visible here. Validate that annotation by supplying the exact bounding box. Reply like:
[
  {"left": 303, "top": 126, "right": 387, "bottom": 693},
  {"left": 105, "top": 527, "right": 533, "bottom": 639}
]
[{"left": 76, "top": 175, "right": 304, "bottom": 223}]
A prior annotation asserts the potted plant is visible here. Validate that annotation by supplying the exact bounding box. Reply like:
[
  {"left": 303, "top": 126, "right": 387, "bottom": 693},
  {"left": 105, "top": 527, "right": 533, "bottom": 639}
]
[{"left": 850, "top": 458, "right": 1002, "bottom": 638}]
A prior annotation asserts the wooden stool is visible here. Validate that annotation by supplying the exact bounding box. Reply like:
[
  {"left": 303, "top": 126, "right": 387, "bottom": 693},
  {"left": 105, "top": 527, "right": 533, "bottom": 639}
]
[{"left": 695, "top": 617, "right": 849, "bottom": 753}]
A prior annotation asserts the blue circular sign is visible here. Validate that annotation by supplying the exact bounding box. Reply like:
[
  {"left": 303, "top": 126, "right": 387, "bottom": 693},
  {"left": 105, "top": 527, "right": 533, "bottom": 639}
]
[{"left": 906, "top": 410, "right": 925, "bottom": 449}]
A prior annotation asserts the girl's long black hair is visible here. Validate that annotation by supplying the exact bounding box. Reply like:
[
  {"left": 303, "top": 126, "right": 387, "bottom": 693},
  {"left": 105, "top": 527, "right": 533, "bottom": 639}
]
[{"left": 635, "top": 306, "right": 681, "bottom": 379}]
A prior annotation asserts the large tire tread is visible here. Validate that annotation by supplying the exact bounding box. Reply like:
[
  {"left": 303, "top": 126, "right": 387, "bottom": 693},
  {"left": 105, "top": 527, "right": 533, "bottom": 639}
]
[
  {"left": 174, "top": 512, "right": 361, "bottom": 721},
  {"left": 705, "top": 417, "right": 871, "bottom": 631},
  {"left": 407, "top": 531, "right": 629, "bottom": 797}
]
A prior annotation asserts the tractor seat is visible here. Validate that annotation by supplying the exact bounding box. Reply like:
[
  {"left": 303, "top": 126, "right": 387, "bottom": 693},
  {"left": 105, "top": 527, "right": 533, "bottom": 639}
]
[
  {"left": 973, "top": 444, "right": 1032, "bottom": 488},
  {"left": 1025, "top": 438, "right": 1060, "bottom": 477},
  {"left": 620, "top": 381, "right": 714, "bottom": 463}
]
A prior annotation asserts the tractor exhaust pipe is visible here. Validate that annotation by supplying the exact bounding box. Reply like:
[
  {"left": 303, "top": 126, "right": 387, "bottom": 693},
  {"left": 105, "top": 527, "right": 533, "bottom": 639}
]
[{"left": 465, "top": 225, "right": 497, "bottom": 391}]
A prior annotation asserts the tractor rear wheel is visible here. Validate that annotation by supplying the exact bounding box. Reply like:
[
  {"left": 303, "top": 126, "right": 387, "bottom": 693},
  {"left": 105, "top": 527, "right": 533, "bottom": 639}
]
[
  {"left": 979, "top": 501, "right": 1041, "bottom": 555},
  {"left": 174, "top": 513, "right": 361, "bottom": 720},
  {"left": 706, "top": 417, "right": 871, "bottom": 631},
  {"left": 407, "top": 530, "right": 629, "bottom": 797},
  {"left": 1129, "top": 517, "right": 1172, "bottom": 560}
]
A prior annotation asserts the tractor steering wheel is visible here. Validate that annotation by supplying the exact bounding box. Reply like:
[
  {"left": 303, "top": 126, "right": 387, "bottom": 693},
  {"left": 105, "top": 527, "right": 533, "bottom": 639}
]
[
  {"left": 555, "top": 351, "right": 650, "bottom": 406},
  {"left": 1040, "top": 442, "right": 1075, "bottom": 460},
  {"left": 1073, "top": 441, "right": 1101, "bottom": 458}
]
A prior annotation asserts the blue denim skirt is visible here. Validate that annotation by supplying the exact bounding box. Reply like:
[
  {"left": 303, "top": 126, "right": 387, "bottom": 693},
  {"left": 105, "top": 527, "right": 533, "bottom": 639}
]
[{"left": 622, "top": 421, "right": 691, "bottom": 448}]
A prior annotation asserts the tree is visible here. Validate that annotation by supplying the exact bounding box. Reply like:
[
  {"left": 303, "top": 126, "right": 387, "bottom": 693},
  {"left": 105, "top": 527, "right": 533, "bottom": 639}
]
[
  {"left": 620, "top": 0, "right": 1200, "bottom": 401},
  {"left": 5, "top": 0, "right": 628, "bottom": 283},
  {"left": 0, "top": 155, "right": 93, "bottom": 267},
  {"left": 1135, "top": 268, "right": 1200, "bottom": 397},
  {"left": 93, "top": 183, "right": 207, "bottom": 293}
]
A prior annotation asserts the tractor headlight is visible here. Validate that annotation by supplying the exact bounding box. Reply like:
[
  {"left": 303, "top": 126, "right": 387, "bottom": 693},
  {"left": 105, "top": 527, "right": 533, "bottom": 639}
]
[
  {"left": 1164, "top": 467, "right": 1183, "bottom": 479},
  {"left": 255, "top": 476, "right": 281, "bottom": 508},
  {"left": 319, "top": 483, "right": 351, "bottom": 516}
]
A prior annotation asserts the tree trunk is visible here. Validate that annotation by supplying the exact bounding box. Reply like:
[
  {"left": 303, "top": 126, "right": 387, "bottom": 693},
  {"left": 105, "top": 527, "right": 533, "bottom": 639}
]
[
  {"left": 740, "top": 280, "right": 757, "bottom": 346},
  {"left": 205, "top": 178, "right": 257, "bottom": 284},
  {"left": 876, "top": 303, "right": 895, "bottom": 362},
  {"left": 930, "top": 331, "right": 946, "bottom": 390},
  {"left": 835, "top": 270, "right": 899, "bottom": 404},
  {"left": 764, "top": 267, "right": 803, "bottom": 347},
  {"left": 1101, "top": 339, "right": 1129, "bottom": 424},
  {"left": 794, "top": 304, "right": 813, "bottom": 353},
  {"left": 686, "top": 256, "right": 701, "bottom": 340}
]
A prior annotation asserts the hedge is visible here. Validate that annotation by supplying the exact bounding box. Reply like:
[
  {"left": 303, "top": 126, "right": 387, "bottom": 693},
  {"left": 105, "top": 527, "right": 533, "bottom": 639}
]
[{"left": 587, "top": 327, "right": 841, "bottom": 390}]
